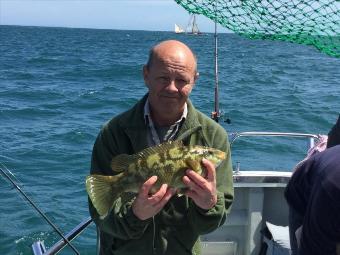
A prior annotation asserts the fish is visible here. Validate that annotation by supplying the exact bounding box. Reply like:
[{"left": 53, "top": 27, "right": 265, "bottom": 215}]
[{"left": 86, "top": 140, "right": 225, "bottom": 218}]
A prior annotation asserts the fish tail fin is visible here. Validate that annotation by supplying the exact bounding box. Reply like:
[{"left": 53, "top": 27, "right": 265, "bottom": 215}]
[{"left": 86, "top": 174, "right": 123, "bottom": 219}]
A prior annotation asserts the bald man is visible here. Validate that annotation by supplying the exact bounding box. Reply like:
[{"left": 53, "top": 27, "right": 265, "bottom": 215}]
[{"left": 89, "top": 40, "right": 234, "bottom": 255}]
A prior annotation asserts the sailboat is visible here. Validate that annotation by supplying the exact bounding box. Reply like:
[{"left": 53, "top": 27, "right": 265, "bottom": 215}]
[
  {"left": 174, "top": 23, "right": 185, "bottom": 34},
  {"left": 186, "top": 14, "right": 201, "bottom": 35}
]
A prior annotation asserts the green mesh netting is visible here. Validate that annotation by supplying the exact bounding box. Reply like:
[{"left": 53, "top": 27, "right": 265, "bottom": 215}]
[{"left": 175, "top": 0, "right": 340, "bottom": 57}]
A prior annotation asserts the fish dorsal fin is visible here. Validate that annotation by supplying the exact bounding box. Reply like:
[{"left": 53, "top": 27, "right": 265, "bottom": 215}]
[
  {"left": 137, "top": 140, "right": 184, "bottom": 158},
  {"left": 111, "top": 154, "right": 134, "bottom": 173}
]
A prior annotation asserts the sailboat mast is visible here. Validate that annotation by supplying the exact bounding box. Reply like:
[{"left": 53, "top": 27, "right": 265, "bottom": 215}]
[
  {"left": 186, "top": 14, "right": 200, "bottom": 35},
  {"left": 193, "top": 15, "right": 196, "bottom": 34}
]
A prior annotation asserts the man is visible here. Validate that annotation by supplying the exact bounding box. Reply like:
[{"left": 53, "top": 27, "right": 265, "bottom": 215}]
[
  {"left": 89, "top": 40, "right": 234, "bottom": 255},
  {"left": 285, "top": 145, "right": 340, "bottom": 255}
]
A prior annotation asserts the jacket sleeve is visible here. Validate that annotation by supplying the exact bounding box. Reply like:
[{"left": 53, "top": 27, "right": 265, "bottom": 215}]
[
  {"left": 88, "top": 124, "right": 151, "bottom": 240},
  {"left": 187, "top": 126, "right": 234, "bottom": 235}
]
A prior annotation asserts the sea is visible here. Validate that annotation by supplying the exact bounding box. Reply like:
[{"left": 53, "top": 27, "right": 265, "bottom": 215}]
[{"left": 0, "top": 25, "right": 339, "bottom": 255}]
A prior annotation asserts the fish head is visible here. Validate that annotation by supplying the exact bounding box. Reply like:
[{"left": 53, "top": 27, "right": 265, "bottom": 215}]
[{"left": 189, "top": 146, "right": 226, "bottom": 167}]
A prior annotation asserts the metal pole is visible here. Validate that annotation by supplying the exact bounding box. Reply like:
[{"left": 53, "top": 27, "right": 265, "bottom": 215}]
[{"left": 43, "top": 217, "right": 93, "bottom": 255}]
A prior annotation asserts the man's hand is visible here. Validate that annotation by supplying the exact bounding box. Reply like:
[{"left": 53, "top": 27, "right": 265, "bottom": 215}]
[
  {"left": 132, "top": 176, "right": 175, "bottom": 220},
  {"left": 182, "top": 158, "right": 217, "bottom": 210}
]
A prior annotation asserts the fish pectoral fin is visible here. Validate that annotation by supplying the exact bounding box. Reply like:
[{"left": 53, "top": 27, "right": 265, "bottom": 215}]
[
  {"left": 86, "top": 174, "right": 123, "bottom": 218},
  {"left": 111, "top": 154, "right": 133, "bottom": 173},
  {"left": 185, "top": 159, "right": 200, "bottom": 172}
]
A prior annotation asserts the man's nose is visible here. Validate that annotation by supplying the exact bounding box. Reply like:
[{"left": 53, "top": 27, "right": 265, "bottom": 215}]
[{"left": 165, "top": 79, "right": 178, "bottom": 91}]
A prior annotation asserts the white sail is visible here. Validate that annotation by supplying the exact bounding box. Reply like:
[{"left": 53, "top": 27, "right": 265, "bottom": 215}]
[{"left": 174, "top": 24, "right": 185, "bottom": 34}]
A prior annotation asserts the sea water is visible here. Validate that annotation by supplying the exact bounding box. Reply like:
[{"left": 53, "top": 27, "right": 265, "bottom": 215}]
[{"left": 0, "top": 25, "right": 339, "bottom": 254}]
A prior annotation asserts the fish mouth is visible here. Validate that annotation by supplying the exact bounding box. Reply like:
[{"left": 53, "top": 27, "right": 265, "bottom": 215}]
[
  {"left": 215, "top": 160, "right": 223, "bottom": 168},
  {"left": 215, "top": 152, "right": 226, "bottom": 167},
  {"left": 216, "top": 151, "right": 226, "bottom": 161}
]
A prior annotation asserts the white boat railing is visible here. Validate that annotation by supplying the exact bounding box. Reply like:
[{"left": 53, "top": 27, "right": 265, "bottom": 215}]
[{"left": 230, "top": 131, "right": 319, "bottom": 149}]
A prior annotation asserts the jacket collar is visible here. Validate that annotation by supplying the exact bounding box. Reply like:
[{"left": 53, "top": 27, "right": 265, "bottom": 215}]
[
  {"left": 117, "top": 94, "right": 149, "bottom": 152},
  {"left": 118, "top": 94, "right": 202, "bottom": 152}
]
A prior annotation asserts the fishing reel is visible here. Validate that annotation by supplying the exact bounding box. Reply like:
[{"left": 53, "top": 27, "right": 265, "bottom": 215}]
[{"left": 211, "top": 110, "right": 231, "bottom": 124}]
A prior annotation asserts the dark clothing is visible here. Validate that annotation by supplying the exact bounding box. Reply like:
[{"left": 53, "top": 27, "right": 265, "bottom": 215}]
[
  {"left": 327, "top": 114, "right": 340, "bottom": 148},
  {"left": 285, "top": 145, "right": 340, "bottom": 255},
  {"left": 89, "top": 95, "right": 234, "bottom": 255},
  {"left": 288, "top": 207, "right": 303, "bottom": 255}
]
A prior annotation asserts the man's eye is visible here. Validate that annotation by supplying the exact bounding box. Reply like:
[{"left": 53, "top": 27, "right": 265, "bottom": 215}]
[
  {"left": 159, "top": 77, "right": 169, "bottom": 83},
  {"left": 176, "top": 79, "right": 188, "bottom": 84}
]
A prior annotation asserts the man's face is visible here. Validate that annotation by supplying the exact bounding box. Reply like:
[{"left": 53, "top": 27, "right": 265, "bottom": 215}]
[{"left": 143, "top": 52, "right": 197, "bottom": 120}]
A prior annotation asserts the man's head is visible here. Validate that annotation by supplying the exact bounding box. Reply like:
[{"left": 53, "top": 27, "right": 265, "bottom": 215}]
[{"left": 143, "top": 40, "right": 199, "bottom": 125}]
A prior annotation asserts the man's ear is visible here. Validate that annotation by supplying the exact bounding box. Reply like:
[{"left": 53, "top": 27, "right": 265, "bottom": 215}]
[
  {"left": 194, "top": 72, "right": 199, "bottom": 82},
  {"left": 143, "top": 65, "right": 149, "bottom": 88}
]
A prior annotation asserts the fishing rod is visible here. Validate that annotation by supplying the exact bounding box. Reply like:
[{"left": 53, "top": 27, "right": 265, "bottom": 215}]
[
  {"left": 211, "top": 1, "right": 231, "bottom": 125},
  {"left": 212, "top": 7, "right": 220, "bottom": 123},
  {"left": 0, "top": 166, "right": 80, "bottom": 255}
]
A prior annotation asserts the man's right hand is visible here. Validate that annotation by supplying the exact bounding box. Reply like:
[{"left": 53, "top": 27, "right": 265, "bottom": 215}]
[{"left": 132, "top": 176, "right": 175, "bottom": 220}]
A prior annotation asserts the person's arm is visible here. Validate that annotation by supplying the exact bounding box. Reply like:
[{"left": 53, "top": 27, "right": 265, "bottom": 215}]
[{"left": 184, "top": 132, "right": 233, "bottom": 235}]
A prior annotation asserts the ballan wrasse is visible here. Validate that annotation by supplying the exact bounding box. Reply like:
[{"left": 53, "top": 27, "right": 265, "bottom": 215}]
[{"left": 86, "top": 140, "right": 225, "bottom": 218}]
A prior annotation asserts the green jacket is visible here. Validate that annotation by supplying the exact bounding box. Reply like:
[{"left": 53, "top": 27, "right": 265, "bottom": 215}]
[{"left": 89, "top": 95, "right": 234, "bottom": 255}]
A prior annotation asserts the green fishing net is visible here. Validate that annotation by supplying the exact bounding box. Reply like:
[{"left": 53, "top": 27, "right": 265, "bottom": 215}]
[{"left": 175, "top": 0, "right": 340, "bottom": 57}]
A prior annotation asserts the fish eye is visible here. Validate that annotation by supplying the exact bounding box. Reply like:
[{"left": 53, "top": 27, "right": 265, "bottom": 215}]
[{"left": 203, "top": 150, "right": 210, "bottom": 157}]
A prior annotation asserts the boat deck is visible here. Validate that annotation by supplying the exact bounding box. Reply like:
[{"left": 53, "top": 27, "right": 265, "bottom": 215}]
[{"left": 202, "top": 170, "right": 291, "bottom": 255}]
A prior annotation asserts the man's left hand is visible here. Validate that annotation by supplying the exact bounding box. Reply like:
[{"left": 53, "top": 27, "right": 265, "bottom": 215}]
[{"left": 182, "top": 158, "right": 217, "bottom": 210}]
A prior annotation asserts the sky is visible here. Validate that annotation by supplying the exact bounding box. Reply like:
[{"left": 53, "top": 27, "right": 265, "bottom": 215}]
[{"left": 0, "top": 0, "right": 227, "bottom": 33}]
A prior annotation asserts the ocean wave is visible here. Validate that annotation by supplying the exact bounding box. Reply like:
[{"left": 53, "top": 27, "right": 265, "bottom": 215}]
[
  {"left": 27, "top": 56, "right": 90, "bottom": 66},
  {"left": 1, "top": 71, "right": 36, "bottom": 80},
  {"left": 0, "top": 107, "right": 63, "bottom": 119}
]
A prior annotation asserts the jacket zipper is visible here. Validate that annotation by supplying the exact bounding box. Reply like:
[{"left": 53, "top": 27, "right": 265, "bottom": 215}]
[{"left": 152, "top": 216, "right": 156, "bottom": 254}]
